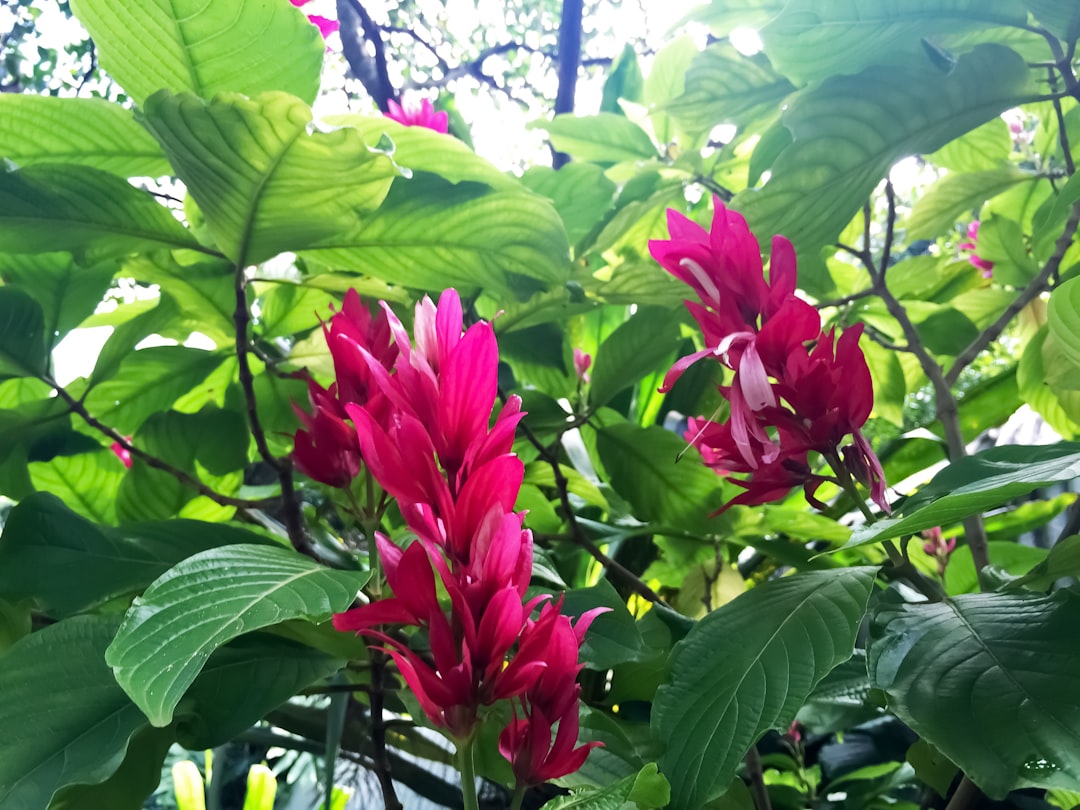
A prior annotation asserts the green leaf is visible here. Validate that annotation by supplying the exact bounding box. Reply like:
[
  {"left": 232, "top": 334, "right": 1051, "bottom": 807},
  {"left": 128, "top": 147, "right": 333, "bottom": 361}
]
[
  {"left": 868, "top": 590, "right": 1080, "bottom": 798},
  {"left": 643, "top": 36, "right": 696, "bottom": 145},
  {"left": 1025, "top": 0, "right": 1080, "bottom": 41},
  {"left": 589, "top": 307, "right": 683, "bottom": 410},
  {"left": 943, "top": 541, "right": 1047, "bottom": 595},
  {"left": 69, "top": 0, "right": 324, "bottom": 106},
  {"left": 0, "top": 288, "right": 47, "bottom": 379},
  {"left": 545, "top": 764, "right": 670, "bottom": 809},
  {"left": 926, "top": 117, "right": 1012, "bottom": 173},
  {"left": 84, "top": 347, "right": 226, "bottom": 434},
  {"left": 907, "top": 167, "right": 1035, "bottom": 240},
  {"left": 601, "top": 44, "right": 645, "bottom": 113},
  {"left": 521, "top": 163, "right": 617, "bottom": 247},
  {"left": 0, "top": 492, "right": 276, "bottom": 617},
  {"left": 105, "top": 544, "right": 368, "bottom": 726},
  {"left": 1010, "top": 535, "right": 1080, "bottom": 591},
  {"left": 0, "top": 253, "right": 117, "bottom": 350},
  {"left": 759, "top": 0, "right": 1028, "bottom": 84},
  {"left": 1049, "top": 277, "right": 1080, "bottom": 370},
  {"left": 141, "top": 92, "right": 398, "bottom": 267},
  {"left": 327, "top": 114, "right": 519, "bottom": 191},
  {"left": 124, "top": 254, "right": 235, "bottom": 344},
  {"left": 0, "top": 597, "right": 30, "bottom": 653},
  {"left": 734, "top": 45, "right": 1035, "bottom": 255},
  {"left": 0, "top": 615, "right": 149, "bottom": 810},
  {"left": 29, "top": 450, "right": 125, "bottom": 524},
  {"left": 595, "top": 423, "right": 727, "bottom": 531},
  {"left": 116, "top": 407, "right": 247, "bottom": 522},
  {"left": 531, "top": 114, "right": 658, "bottom": 164},
  {"left": 177, "top": 634, "right": 342, "bottom": 749},
  {"left": 843, "top": 443, "right": 1080, "bottom": 549},
  {"left": 0, "top": 164, "right": 202, "bottom": 258},
  {"left": 685, "top": 0, "right": 784, "bottom": 37},
  {"left": 0, "top": 96, "right": 169, "bottom": 177},
  {"left": 0, "top": 397, "right": 75, "bottom": 500},
  {"left": 653, "top": 568, "right": 876, "bottom": 809},
  {"left": 665, "top": 44, "right": 794, "bottom": 136},
  {"left": 89, "top": 296, "right": 183, "bottom": 386},
  {"left": 974, "top": 215, "right": 1040, "bottom": 285},
  {"left": 47, "top": 724, "right": 175, "bottom": 810},
  {"left": 562, "top": 580, "right": 646, "bottom": 669},
  {"left": 303, "top": 173, "right": 570, "bottom": 294}
]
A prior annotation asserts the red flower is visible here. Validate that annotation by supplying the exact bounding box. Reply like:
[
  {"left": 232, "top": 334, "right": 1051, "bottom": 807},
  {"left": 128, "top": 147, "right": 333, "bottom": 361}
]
[
  {"left": 573, "top": 348, "right": 591, "bottom": 382},
  {"left": 110, "top": 440, "right": 133, "bottom": 469},
  {"left": 385, "top": 97, "right": 450, "bottom": 134},
  {"left": 308, "top": 14, "right": 339, "bottom": 38},
  {"left": 959, "top": 220, "right": 994, "bottom": 278}
]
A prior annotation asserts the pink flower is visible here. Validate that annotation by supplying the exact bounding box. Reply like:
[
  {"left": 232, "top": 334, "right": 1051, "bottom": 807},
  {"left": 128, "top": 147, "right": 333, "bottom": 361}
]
[
  {"left": 289, "top": 0, "right": 312, "bottom": 5},
  {"left": 573, "top": 348, "right": 591, "bottom": 383},
  {"left": 655, "top": 198, "right": 889, "bottom": 513},
  {"left": 308, "top": 14, "right": 339, "bottom": 38},
  {"left": 385, "top": 97, "right": 450, "bottom": 134},
  {"left": 959, "top": 221, "right": 993, "bottom": 279},
  {"left": 110, "top": 440, "right": 133, "bottom": 469},
  {"left": 921, "top": 526, "right": 957, "bottom": 576}
]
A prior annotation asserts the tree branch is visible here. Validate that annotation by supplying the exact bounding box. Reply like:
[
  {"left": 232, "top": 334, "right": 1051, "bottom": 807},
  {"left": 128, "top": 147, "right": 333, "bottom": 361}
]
[
  {"left": 46, "top": 380, "right": 264, "bottom": 511},
  {"left": 338, "top": 0, "right": 395, "bottom": 111},
  {"left": 552, "top": 0, "right": 584, "bottom": 168},
  {"left": 233, "top": 267, "right": 312, "bottom": 556},
  {"left": 745, "top": 746, "right": 773, "bottom": 810},
  {"left": 944, "top": 200, "right": 1080, "bottom": 387}
]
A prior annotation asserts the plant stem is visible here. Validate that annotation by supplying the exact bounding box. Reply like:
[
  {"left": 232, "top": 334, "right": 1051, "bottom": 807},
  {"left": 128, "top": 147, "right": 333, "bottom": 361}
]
[
  {"left": 509, "top": 783, "right": 527, "bottom": 810},
  {"left": 745, "top": 746, "right": 772, "bottom": 810},
  {"left": 944, "top": 776, "right": 984, "bottom": 810},
  {"left": 458, "top": 738, "right": 480, "bottom": 810}
]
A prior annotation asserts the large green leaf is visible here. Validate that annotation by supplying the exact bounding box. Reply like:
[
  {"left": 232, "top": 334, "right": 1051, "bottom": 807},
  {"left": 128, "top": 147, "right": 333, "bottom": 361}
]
[
  {"left": 328, "top": 114, "right": 519, "bottom": 191},
  {"left": 0, "top": 397, "right": 75, "bottom": 500},
  {"left": 303, "top": 173, "right": 570, "bottom": 294},
  {"left": 760, "top": 0, "right": 1028, "bottom": 84},
  {"left": 521, "top": 163, "right": 617, "bottom": 247},
  {"left": 734, "top": 45, "right": 1035, "bottom": 255},
  {"left": 653, "top": 568, "right": 877, "bottom": 809},
  {"left": 0, "top": 493, "right": 274, "bottom": 617},
  {"left": 0, "top": 96, "right": 169, "bottom": 177},
  {"left": 0, "top": 615, "right": 148, "bottom": 810},
  {"left": 845, "top": 443, "right": 1080, "bottom": 548},
  {"left": 69, "top": 0, "right": 324, "bottom": 106},
  {"left": 594, "top": 423, "right": 728, "bottom": 531},
  {"left": 0, "top": 253, "right": 117, "bottom": 349},
  {"left": 83, "top": 346, "right": 226, "bottom": 434},
  {"left": 105, "top": 544, "right": 368, "bottom": 726},
  {"left": 665, "top": 44, "right": 794, "bottom": 136},
  {"left": 0, "top": 288, "right": 47, "bottom": 379},
  {"left": 0, "top": 164, "right": 203, "bottom": 258},
  {"left": 141, "top": 92, "right": 398, "bottom": 267},
  {"left": 927, "top": 117, "right": 1012, "bottom": 173},
  {"left": 1048, "top": 276, "right": 1080, "bottom": 371},
  {"left": 531, "top": 114, "right": 658, "bottom": 164},
  {"left": 1025, "top": 0, "right": 1080, "bottom": 40},
  {"left": 868, "top": 591, "right": 1080, "bottom": 798},
  {"left": 116, "top": 407, "right": 248, "bottom": 522},
  {"left": 29, "top": 450, "right": 125, "bottom": 524},
  {"left": 589, "top": 307, "right": 683, "bottom": 409},
  {"left": 124, "top": 254, "right": 235, "bottom": 344},
  {"left": 906, "top": 167, "right": 1036, "bottom": 239},
  {"left": 1010, "top": 535, "right": 1080, "bottom": 591}
]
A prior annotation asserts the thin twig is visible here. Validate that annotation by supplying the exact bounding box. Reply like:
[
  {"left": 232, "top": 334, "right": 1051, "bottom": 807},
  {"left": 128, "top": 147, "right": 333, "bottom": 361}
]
[
  {"left": 367, "top": 656, "right": 403, "bottom": 810},
  {"left": 233, "top": 267, "right": 312, "bottom": 556},
  {"left": 47, "top": 380, "right": 264, "bottom": 510},
  {"left": 745, "top": 747, "right": 773, "bottom": 810},
  {"left": 515, "top": 417, "right": 666, "bottom": 605},
  {"left": 1049, "top": 67, "right": 1077, "bottom": 177},
  {"left": 816, "top": 286, "right": 876, "bottom": 310}
]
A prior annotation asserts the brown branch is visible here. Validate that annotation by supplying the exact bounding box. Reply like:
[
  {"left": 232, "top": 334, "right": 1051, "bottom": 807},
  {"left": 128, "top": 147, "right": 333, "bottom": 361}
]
[
  {"left": 338, "top": 0, "right": 395, "bottom": 111},
  {"left": 815, "top": 286, "right": 876, "bottom": 310},
  {"left": 944, "top": 776, "right": 984, "bottom": 810},
  {"left": 233, "top": 268, "right": 312, "bottom": 556},
  {"left": 515, "top": 417, "right": 666, "bottom": 605},
  {"left": 552, "top": 0, "right": 584, "bottom": 168},
  {"left": 47, "top": 380, "right": 264, "bottom": 510},
  {"left": 745, "top": 746, "right": 773, "bottom": 810},
  {"left": 367, "top": 655, "right": 403, "bottom": 810}
]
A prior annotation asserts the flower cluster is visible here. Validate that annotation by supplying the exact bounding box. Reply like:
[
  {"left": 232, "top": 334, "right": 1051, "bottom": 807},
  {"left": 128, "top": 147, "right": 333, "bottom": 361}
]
[
  {"left": 921, "top": 526, "right": 957, "bottom": 576},
  {"left": 384, "top": 97, "right": 450, "bottom": 134},
  {"left": 294, "top": 289, "right": 601, "bottom": 783},
  {"left": 960, "top": 220, "right": 994, "bottom": 278},
  {"left": 651, "top": 199, "right": 889, "bottom": 513}
]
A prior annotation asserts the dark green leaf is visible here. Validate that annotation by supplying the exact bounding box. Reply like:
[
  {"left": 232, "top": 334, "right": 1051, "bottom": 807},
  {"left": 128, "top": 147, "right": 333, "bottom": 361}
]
[
  {"left": 0, "top": 96, "right": 169, "bottom": 177},
  {"left": 0, "top": 492, "right": 276, "bottom": 617},
  {"left": 106, "top": 544, "right": 368, "bottom": 726},
  {"left": 589, "top": 307, "right": 683, "bottom": 409},
  {"left": 734, "top": 45, "right": 1035, "bottom": 254},
  {"left": 760, "top": 0, "right": 1028, "bottom": 84},
  {"left": 0, "top": 397, "right": 74, "bottom": 500},
  {"left": 69, "top": 0, "right": 324, "bottom": 106},
  {"left": 595, "top": 423, "right": 727, "bottom": 531},
  {"left": 1010, "top": 535, "right": 1080, "bottom": 591},
  {"left": 0, "top": 615, "right": 148, "bottom": 810},
  {"left": 0, "top": 253, "right": 117, "bottom": 350},
  {"left": 142, "top": 92, "right": 398, "bottom": 267},
  {"left": 0, "top": 288, "right": 47, "bottom": 379},
  {"left": 868, "top": 590, "right": 1080, "bottom": 798},
  {"left": 562, "top": 580, "right": 646, "bottom": 669},
  {"left": 653, "top": 568, "right": 876, "bottom": 809},
  {"left": 0, "top": 164, "right": 202, "bottom": 259},
  {"left": 943, "top": 541, "right": 1047, "bottom": 595},
  {"left": 844, "top": 443, "right": 1080, "bottom": 548}
]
